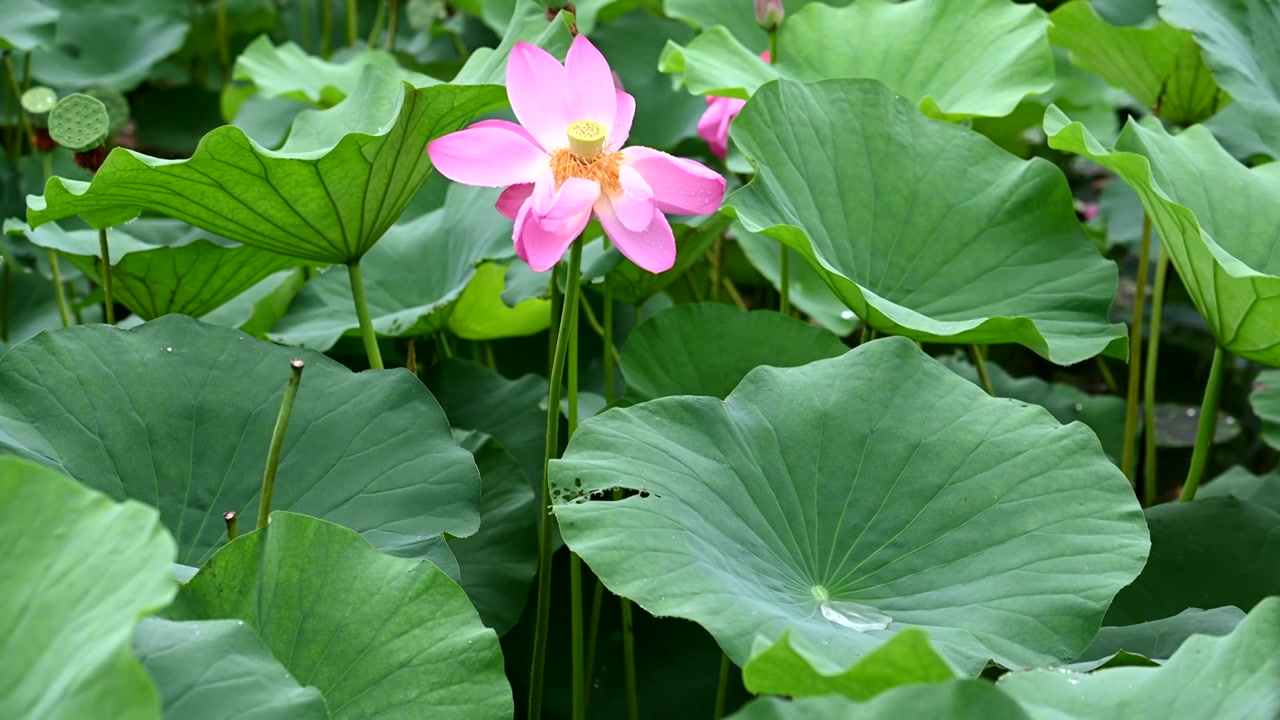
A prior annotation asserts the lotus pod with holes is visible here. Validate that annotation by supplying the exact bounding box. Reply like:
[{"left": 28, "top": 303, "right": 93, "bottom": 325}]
[
  {"left": 21, "top": 87, "right": 57, "bottom": 128},
  {"left": 83, "top": 87, "right": 130, "bottom": 138},
  {"left": 47, "top": 94, "right": 109, "bottom": 152}
]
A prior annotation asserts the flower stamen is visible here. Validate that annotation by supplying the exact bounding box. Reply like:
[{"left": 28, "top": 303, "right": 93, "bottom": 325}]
[{"left": 550, "top": 147, "right": 623, "bottom": 194}]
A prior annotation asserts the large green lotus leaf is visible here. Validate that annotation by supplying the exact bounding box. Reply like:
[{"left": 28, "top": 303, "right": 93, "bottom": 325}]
[
  {"left": 662, "top": 0, "right": 851, "bottom": 57},
  {"left": 939, "top": 354, "right": 1127, "bottom": 463},
  {"left": 422, "top": 358, "right": 548, "bottom": 487},
  {"left": 743, "top": 629, "right": 956, "bottom": 702},
  {"left": 29, "top": 4, "right": 189, "bottom": 91},
  {"left": 0, "top": 0, "right": 58, "bottom": 51},
  {"left": 0, "top": 267, "right": 95, "bottom": 353},
  {"left": 5, "top": 219, "right": 304, "bottom": 321},
  {"left": 233, "top": 36, "right": 436, "bottom": 107},
  {"left": 0, "top": 457, "right": 176, "bottom": 720},
  {"left": 447, "top": 431, "right": 537, "bottom": 636},
  {"left": 198, "top": 269, "right": 306, "bottom": 337},
  {"left": 1104, "top": 495, "right": 1280, "bottom": 626},
  {"left": 268, "top": 184, "right": 511, "bottom": 351},
  {"left": 1047, "top": 0, "right": 1227, "bottom": 126},
  {"left": 736, "top": 224, "right": 859, "bottom": 337},
  {"left": 1250, "top": 368, "right": 1280, "bottom": 449},
  {"left": 729, "top": 80, "right": 1126, "bottom": 365},
  {"left": 0, "top": 316, "right": 480, "bottom": 566},
  {"left": 1160, "top": 0, "right": 1280, "bottom": 156},
  {"left": 165, "top": 512, "right": 511, "bottom": 720},
  {"left": 1068, "top": 607, "right": 1247, "bottom": 672},
  {"left": 1199, "top": 465, "right": 1280, "bottom": 515},
  {"left": 1045, "top": 107, "right": 1280, "bottom": 365},
  {"left": 999, "top": 597, "right": 1280, "bottom": 720},
  {"left": 26, "top": 67, "right": 506, "bottom": 263},
  {"left": 549, "top": 337, "right": 1149, "bottom": 675},
  {"left": 619, "top": 303, "right": 848, "bottom": 403},
  {"left": 661, "top": 0, "right": 1053, "bottom": 121},
  {"left": 445, "top": 261, "right": 553, "bottom": 340},
  {"left": 132, "top": 618, "right": 329, "bottom": 720},
  {"left": 729, "top": 680, "right": 1032, "bottom": 720},
  {"left": 450, "top": 0, "right": 574, "bottom": 86}
]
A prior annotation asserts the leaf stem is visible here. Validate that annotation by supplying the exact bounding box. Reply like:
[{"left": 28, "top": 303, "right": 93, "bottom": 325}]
[
  {"left": 713, "top": 651, "right": 731, "bottom": 720},
  {"left": 36, "top": 154, "right": 72, "bottom": 328},
  {"left": 2, "top": 54, "right": 32, "bottom": 159},
  {"left": 567, "top": 277, "right": 585, "bottom": 720},
  {"left": 257, "top": 358, "right": 305, "bottom": 529},
  {"left": 216, "top": 0, "right": 229, "bottom": 84},
  {"left": 367, "top": 0, "right": 386, "bottom": 46},
  {"left": 1096, "top": 356, "right": 1118, "bottom": 394},
  {"left": 300, "top": 0, "right": 313, "bottom": 53},
  {"left": 1143, "top": 245, "right": 1170, "bottom": 506},
  {"left": 347, "top": 261, "right": 384, "bottom": 369},
  {"left": 1182, "top": 345, "right": 1226, "bottom": 502},
  {"left": 49, "top": 251, "right": 71, "bottom": 327},
  {"left": 970, "top": 345, "right": 995, "bottom": 396},
  {"left": 320, "top": 0, "right": 334, "bottom": 57},
  {"left": 710, "top": 236, "right": 723, "bottom": 302},
  {"left": 722, "top": 277, "right": 747, "bottom": 311},
  {"left": 1121, "top": 214, "right": 1153, "bottom": 482},
  {"left": 224, "top": 510, "right": 239, "bottom": 541},
  {"left": 346, "top": 0, "right": 358, "bottom": 47},
  {"left": 387, "top": 0, "right": 399, "bottom": 51},
  {"left": 529, "top": 239, "right": 584, "bottom": 720},
  {"left": 98, "top": 228, "right": 115, "bottom": 324}
]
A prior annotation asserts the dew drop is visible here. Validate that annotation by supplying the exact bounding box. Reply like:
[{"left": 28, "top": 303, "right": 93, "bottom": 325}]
[{"left": 819, "top": 600, "right": 891, "bottom": 632}]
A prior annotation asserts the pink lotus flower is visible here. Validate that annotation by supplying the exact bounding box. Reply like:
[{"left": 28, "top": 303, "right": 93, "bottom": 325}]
[
  {"left": 427, "top": 36, "right": 727, "bottom": 274},
  {"left": 698, "top": 50, "right": 770, "bottom": 160}
]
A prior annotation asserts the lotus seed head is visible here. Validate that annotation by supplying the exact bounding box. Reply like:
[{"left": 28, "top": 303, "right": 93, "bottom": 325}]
[
  {"left": 21, "top": 87, "right": 58, "bottom": 127},
  {"left": 47, "top": 93, "right": 110, "bottom": 153},
  {"left": 566, "top": 119, "right": 607, "bottom": 159}
]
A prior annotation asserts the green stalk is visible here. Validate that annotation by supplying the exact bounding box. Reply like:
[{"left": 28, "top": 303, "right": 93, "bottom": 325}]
[
  {"left": 224, "top": 510, "right": 239, "bottom": 541},
  {"left": 1121, "top": 214, "right": 1153, "bottom": 482},
  {"left": 386, "top": 0, "right": 399, "bottom": 51},
  {"left": 67, "top": 277, "right": 84, "bottom": 324},
  {"left": 98, "top": 228, "right": 115, "bottom": 324},
  {"left": 300, "top": 0, "right": 313, "bottom": 53},
  {"left": 347, "top": 261, "right": 384, "bottom": 369},
  {"left": 713, "top": 651, "right": 731, "bottom": 720},
  {"left": 366, "top": 0, "right": 386, "bottom": 46},
  {"left": 2, "top": 54, "right": 32, "bottom": 159},
  {"left": 1181, "top": 345, "right": 1226, "bottom": 502},
  {"left": 320, "top": 0, "right": 334, "bottom": 57},
  {"left": 217, "top": 0, "right": 229, "bottom": 83},
  {"left": 529, "top": 240, "right": 584, "bottom": 720},
  {"left": 568, "top": 287, "right": 584, "bottom": 720},
  {"left": 49, "top": 250, "right": 71, "bottom": 327},
  {"left": 970, "top": 345, "right": 995, "bottom": 396},
  {"left": 346, "top": 0, "right": 358, "bottom": 47},
  {"left": 257, "top": 358, "right": 305, "bottom": 529},
  {"left": 1142, "top": 246, "right": 1170, "bottom": 506},
  {"left": 38, "top": 132, "right": 71, "bottom": 328}
]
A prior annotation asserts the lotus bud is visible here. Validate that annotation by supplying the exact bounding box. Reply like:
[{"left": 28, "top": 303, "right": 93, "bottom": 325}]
[{"left": 755, "top": 0, "right": 784, "bottom": 32}]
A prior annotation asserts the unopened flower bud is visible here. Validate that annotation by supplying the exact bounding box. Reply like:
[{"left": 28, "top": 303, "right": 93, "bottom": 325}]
[{"left": 755, "top": 0, "right": 784, "bottom": 32}]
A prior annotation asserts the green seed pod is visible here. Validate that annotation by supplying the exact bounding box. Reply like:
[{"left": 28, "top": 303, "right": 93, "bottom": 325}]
[
  {"left": 21, "top": 87, "right": 57, "bottom": 128},
  {"left": 47, "top": 93, "right": 110, "bottom": 153},
  {"left": 83, "top": 87, "right": 130, "bottom": 138}
]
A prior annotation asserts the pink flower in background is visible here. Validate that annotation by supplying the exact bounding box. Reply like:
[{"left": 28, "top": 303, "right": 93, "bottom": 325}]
[
  {"left": 427, "top": 36, "right": 726, "bottom": 274},
  {"left": 697, "top": 50, "right": 770, "bottom": 160}
]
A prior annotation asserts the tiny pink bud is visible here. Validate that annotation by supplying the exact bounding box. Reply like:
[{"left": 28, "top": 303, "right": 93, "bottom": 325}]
[{"left": 755, "top": 0, "right": 784, "bottom": 31}]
